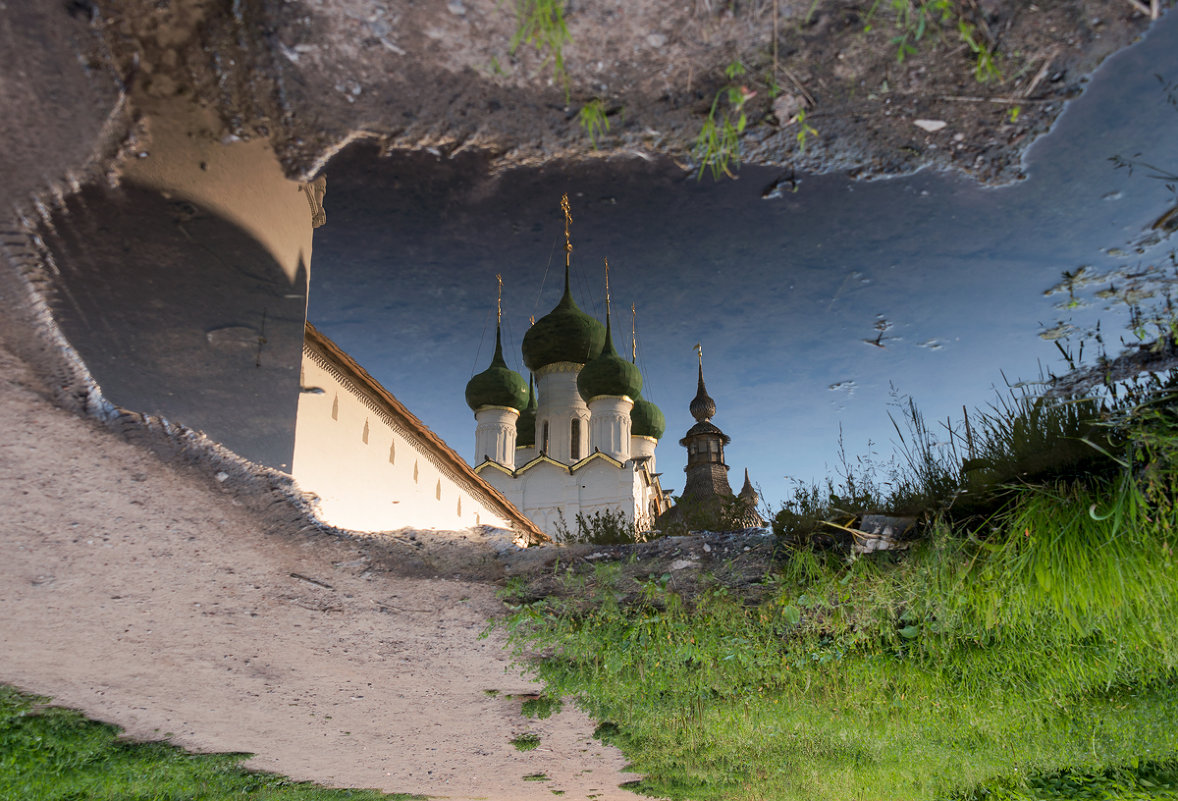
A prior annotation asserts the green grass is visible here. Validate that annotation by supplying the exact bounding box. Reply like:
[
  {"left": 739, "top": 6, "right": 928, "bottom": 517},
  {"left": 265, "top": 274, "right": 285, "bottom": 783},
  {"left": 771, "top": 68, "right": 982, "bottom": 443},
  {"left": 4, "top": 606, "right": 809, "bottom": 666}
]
[
  {"left": 521, "top": 695, "right": 564, "bottom": 719},
  {"left": 495, "top": 376, "right": 1178, "bottom": 800},
  {"left": 510, "top": 732, "right": 542, "bottom": 751},
  {"left": 577, "top": 99, "right": 611, "bottom": 149},
  {"left": 0, "top": 686, "right": 425, "bottom": 800},
  {"left": 510, "top": 0, "right": 570, "bottom": 94}
]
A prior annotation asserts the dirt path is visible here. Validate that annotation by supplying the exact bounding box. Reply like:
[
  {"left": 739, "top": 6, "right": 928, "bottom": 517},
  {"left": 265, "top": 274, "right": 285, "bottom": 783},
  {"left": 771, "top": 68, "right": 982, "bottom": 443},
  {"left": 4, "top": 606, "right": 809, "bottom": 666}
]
[{"left": 0, "top": 342, "right": 640, "bottom": 801}]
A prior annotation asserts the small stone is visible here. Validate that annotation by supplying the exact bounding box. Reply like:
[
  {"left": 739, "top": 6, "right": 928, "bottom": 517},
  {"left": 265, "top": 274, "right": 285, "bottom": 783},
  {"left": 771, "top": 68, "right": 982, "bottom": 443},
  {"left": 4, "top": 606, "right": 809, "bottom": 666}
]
[
  {"left": 646, "top": 33, "right": 667, "bottom": 48},
  {"left": 773, "top": 94, "right": 805, "bottom": 127},
  {"left": 447, "top": 0, "right": 466, "bottom": 15},
  {"left": 215, "top": 471, "right": 229, "bottom": 482},
  {"left": 702, "top": 543, "right": 711, "bottom": 552},
  {"left": 914, "top": 119, "right": 947, "bottom": 132}
]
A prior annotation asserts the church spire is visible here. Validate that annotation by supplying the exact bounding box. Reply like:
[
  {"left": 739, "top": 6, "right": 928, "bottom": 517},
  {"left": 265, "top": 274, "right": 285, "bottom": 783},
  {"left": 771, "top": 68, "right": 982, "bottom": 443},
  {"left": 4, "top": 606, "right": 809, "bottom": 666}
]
[
  {"left": 689, "top": 343, "right": 717, "bottom": 422},
  {"left": 491, "top": 273, "right": 507, "bottom": 367}
]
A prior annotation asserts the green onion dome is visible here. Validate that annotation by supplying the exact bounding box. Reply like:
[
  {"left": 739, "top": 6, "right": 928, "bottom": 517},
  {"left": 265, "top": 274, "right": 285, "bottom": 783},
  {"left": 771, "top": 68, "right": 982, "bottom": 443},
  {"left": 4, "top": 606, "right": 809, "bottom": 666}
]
[
  {"left": 521, "top": 266, "right": 606, "bottom": 371},
  {"left": 577, "top": 312, "right": 643, "bottom": 402},
  {"left": 630, "top": 391, "right": 666, "bottom": 439},
  {"left": 465, "top": 326, "right": 529, "bottom": 412},
  {"left": 516, "top": 375, "right": 538, "bottom": 447}
]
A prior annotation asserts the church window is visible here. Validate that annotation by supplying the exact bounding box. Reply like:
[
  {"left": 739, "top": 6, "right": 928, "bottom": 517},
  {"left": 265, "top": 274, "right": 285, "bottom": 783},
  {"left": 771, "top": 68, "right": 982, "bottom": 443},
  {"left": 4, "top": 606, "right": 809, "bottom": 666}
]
[
  {"left": 362, "top": 419, "right": 369, "bottom": 444},
  {"left": 542, "top": 422, "right": 550, "bottom": 454},
  {"left": 571, "top": 419, "right": 581, "bottom": 460},
  {"left": 388, "top": 440, "right": 395, "bottom": 464},
  {"left": 436, "top": 480, "right": 442, "bottom": 500},
  {"left": 457, "top": 498, "right": 462, "bottom": 516},
  {"left": 331, "top": 394, "right": 339, "bottom": 421},
  {"left": 413, "top": 461, "right": 419, "bottom": 483}
]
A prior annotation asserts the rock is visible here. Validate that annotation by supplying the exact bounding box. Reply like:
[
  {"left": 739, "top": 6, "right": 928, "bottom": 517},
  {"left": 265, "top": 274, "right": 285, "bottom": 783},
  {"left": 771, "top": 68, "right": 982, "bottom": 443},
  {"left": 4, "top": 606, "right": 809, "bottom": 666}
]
[
  {"left": 773, "top": 94, "right": 805, "bottom": 127},
  {"left": 914, "top": 119, "right": 948, "bottom": 132}
]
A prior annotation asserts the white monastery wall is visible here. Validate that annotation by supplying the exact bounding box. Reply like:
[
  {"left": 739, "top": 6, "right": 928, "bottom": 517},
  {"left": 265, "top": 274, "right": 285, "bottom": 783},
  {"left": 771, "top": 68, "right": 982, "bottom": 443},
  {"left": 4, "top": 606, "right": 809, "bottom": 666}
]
[
  {"left": 480, "top": 456, "right": 654, "bottom": 540},
  {"left": 294, "top": 346, "right": 516, "bottom": 533}
]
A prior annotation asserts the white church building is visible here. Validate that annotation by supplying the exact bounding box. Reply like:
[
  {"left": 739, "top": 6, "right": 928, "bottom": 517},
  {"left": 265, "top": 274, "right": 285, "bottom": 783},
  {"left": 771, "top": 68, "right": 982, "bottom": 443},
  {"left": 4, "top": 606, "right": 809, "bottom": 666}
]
[{"left": 465, "top": 199, "right": 671, "bottom": 539}]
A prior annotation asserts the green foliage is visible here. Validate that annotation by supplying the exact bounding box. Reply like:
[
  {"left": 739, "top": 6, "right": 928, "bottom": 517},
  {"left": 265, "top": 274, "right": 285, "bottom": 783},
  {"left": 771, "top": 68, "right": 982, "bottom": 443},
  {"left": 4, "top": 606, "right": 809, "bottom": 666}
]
[
  {"left": 0, "top": 685, "right": 420, "bottom": 799},
  {"left": 959, "top": 21, "right": 1002, "bottom": 83},
  {"left": 694, "top": 62, "right": 755, "bottom": 182},
  {"left": 577, "top": 99, "right": 611, "bottom": 149},
  {"left": 510, "top": 0, "right": 570, "bottom": 93},
  {"left": 793, "top": 108, "right": 818, "bottom": 154},
  {"left": 864, "top": 0, "right": 1004, "bottom": 85},
  {"left": 510, "top": 732, "right": 542, "bottom": 751},
  {"left": 880, "top": 0, "right": 954, "bottom": 62},
  {"left": 520, "top": 695, "right": 564, "bottom": 719},
  {"left": 955, "top": 759, "right": 1178, "bottom": 800},
  {"left": 553, "top": 508, "right": 639, "bottom": 545},
  {"left": 497, "top": 384, "right": 1178, "bottom": 801}
]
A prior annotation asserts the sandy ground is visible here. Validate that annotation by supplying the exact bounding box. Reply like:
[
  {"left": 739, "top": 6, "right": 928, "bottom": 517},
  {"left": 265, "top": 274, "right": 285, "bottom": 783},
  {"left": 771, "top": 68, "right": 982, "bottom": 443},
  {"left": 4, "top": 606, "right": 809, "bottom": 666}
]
[{"left": 0, "top": 341, "right": 642, "bottom": 801}]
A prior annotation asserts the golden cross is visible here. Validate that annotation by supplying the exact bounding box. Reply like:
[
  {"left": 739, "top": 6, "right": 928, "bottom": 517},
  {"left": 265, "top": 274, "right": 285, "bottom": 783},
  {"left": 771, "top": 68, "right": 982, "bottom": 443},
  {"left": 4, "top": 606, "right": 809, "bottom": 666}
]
[
  {"left": 694, "top": 342, "right": 703, "bottom": 368},
  {"left": 560, "top": 193, "right": 573, "bottom": 261},
  {"left": 603, "top": 257, "right": 611, "bottom": 311},
  {"left": 495, "top": 273, "right": 503, "bottom": 324},
  {"left": 631, "top": 303, "right": 637, "bottom": 362}
]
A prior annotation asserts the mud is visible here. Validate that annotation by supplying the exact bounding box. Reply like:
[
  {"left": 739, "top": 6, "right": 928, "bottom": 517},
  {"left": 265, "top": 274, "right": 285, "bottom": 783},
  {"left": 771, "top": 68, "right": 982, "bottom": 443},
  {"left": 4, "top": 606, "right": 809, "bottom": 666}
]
[{"left": 2, "top": 0, "right": 1164, "bottom": 200}]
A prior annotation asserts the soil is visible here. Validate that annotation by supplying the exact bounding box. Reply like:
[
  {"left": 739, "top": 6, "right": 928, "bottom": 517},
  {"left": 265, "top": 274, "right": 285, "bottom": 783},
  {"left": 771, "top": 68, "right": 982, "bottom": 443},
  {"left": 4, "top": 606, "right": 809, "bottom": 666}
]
[
  {"left": 2, "top": 1, "right": 1165, "bottom": 195},
  {"left": 0, "top": 340, "right": 646, "bottom": 801}
]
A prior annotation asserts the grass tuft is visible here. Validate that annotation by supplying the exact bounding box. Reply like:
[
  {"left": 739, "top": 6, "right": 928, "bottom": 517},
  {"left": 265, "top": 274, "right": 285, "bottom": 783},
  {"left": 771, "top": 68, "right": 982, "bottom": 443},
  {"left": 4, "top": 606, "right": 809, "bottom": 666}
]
[
  {"left": 0, "top": 685, "right": 426, "bottom": 799},
  {"left": 511, "top": 732, "right": 542, "bottom": 751}
]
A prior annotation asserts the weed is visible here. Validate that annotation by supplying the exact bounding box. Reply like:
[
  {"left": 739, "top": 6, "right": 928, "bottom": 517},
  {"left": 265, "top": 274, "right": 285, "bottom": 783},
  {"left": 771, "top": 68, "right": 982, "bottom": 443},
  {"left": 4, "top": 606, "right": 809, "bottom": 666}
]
[
  {"left": 511, "top": 732, "right": 542, "bottom": 751},
  {"left": 523, "top": 772, "right": 549, "bottom": 781},
  {"left": 694, "top": 62, "right": 755, "bottom": 181},
  {"left": 553, "top": 508, "right": 640, "bottom": 544},
  {"left": 886, "top": 0, "right": 953, "bottom": 62},
  {"left": 793, "top": 108, "right": 818, "bottom": 154},
  {"left": 510, "top": 0, "right": 570, "bottom": 94},
  {"left": 577, "top": 99, "right": 611, "bottom": 149},
  {"left": 959, "top": 21, "right": 1002, "bottom": 83}
]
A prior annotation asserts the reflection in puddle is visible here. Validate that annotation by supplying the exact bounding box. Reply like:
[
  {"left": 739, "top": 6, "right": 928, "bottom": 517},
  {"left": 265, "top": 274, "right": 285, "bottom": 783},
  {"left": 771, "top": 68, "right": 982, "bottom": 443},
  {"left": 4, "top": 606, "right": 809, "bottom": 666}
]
[
  {"left": 41, "top": 180, "right": 308, "bottom": 469},
  {"left": 28, "top": 9, "right": 1178, "bottom": 523}
]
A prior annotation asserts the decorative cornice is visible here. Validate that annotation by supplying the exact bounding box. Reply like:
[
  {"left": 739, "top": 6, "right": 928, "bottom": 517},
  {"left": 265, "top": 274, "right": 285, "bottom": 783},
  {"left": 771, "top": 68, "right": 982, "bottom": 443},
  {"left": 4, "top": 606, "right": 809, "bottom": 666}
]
[
  {"left": 303, "top": 323, "right": 545, "bottom": 542},
  {"left": 515, "top": 453, "right": 572, "bottom": 476},
  {"left": 474, "top": 460, "right": 515, "bottom": 476},
  {"left": 569, "top": 451, "right": 625, "bottom": 472}
]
